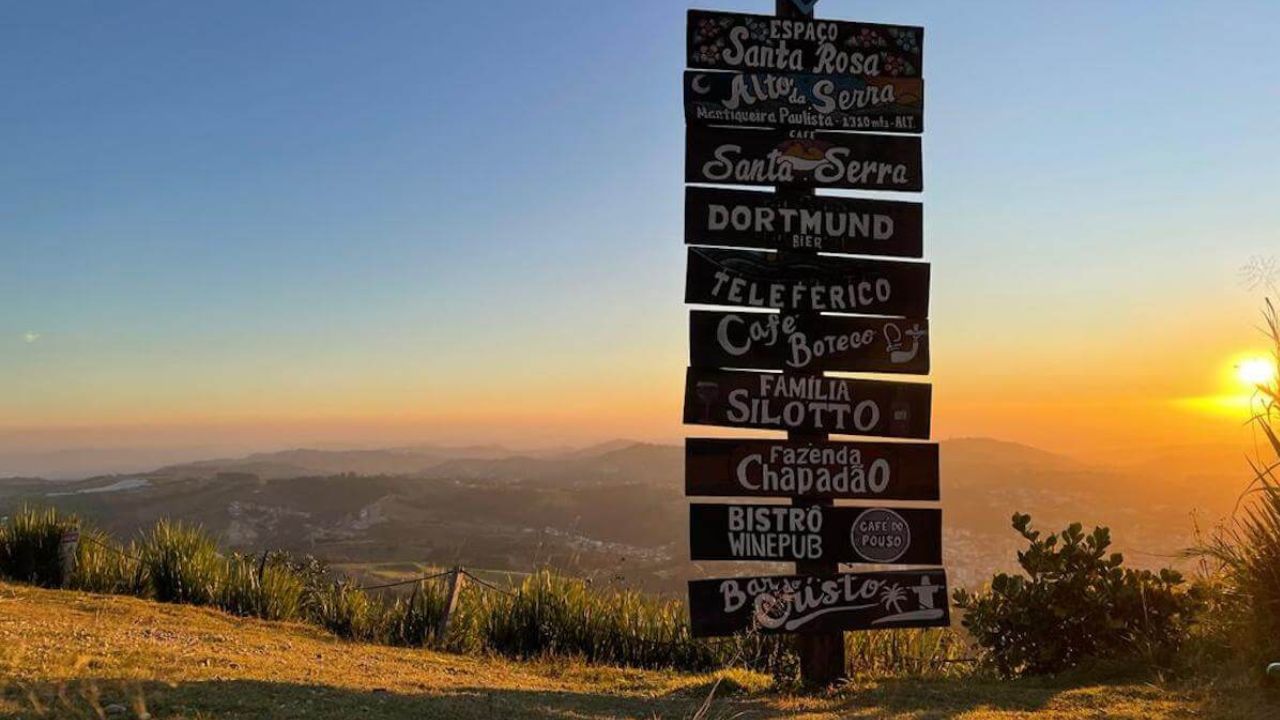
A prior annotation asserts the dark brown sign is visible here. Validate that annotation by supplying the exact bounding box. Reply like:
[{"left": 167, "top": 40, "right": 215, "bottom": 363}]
[
  {"left": 687, "top": 10, "right": 923, "bottom": 79},
  {"left": 683, "top": 367, "right": 931, "bottom": 439},
  {"left": 685, "top": 71, "right": 923, "bottom": 133},
  {"left": 686, "top": 248, "right": 929, "bottom": 316},
  {"left": 689, "top": 504, "right": 942, "bottom": 564},
  {"left": 685, "top": 186, "right": 923, "bottom": 256},
  {"left": 686, "top": 126, "right": 921, "bottom": 191},
  {"left": 689, "top": 311, "right": 929, "bottom": 374},
  {"left": 685, "top": 437, "right": 938, "bottom": 500},
  {"left": 688, "top": 569, "right": 949, "bottom": 637}
]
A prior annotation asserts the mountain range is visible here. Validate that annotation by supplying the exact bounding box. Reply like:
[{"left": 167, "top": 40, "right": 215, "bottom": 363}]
[{"left": 0, "top": 438, "right": 1254, "bottom": 593}]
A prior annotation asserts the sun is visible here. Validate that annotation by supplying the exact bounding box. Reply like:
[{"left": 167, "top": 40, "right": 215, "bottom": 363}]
[
  {"left": 1177, "top": 355, "right": 1278, "bottom": 416},
  {"left": 1236, "top": 357, "right": 1277, "bottom": 387}
]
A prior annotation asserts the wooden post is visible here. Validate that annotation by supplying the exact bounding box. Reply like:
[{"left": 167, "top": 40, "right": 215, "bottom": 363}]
[
  {"left": 436, "top": 565, "right": 465, "bottom": 642},
  {"left": 58, "top": 529, "right": 79, "bottom": 585},
  {"left": 776, "top": 0, "right": 846, "bottom": 688}
]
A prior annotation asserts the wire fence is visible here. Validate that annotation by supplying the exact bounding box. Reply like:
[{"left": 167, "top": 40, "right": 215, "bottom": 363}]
[
  {"left": 80, "top": 534, "right": 143, "bottom": 564},
  {"left": 29, "top": 530, "right": 985, "bottom": 664},
  {"left": 351, "top": 570, "right": 455, "bottom": 592},
  {"left": 74, "top": 533, "right": 507, "bottom": 595},
  {"left": 460, "top": 568, "right": 515, "bottom": 596},
  {"left": 67, "top": 534, "right": 729, "bottom": 645}
]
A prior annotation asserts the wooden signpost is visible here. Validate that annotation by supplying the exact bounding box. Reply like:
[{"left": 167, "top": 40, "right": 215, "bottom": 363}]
[
  {"left": 687, "top": 10, "right": 923, "bottom": 78},
  {"left": 685, "top": 186, "right": 923, "bottom": 256},
  {"left": 681, "top": 0, "right": 944, "bottom": 685},
  {"left": 689, "top": 311, "right": 929, "bottom": 374},
  {"left": 685, "top": 247, "right": 930, "bottom": 315},
  {"left": 689, "top": 504, "right": 942, "bottom": 564},
  {"left": 685, "top": 438, "right": 938, "bottom": 500},
  {"left": 686, "top": 126, "right": 922, "bottom": 191},
  {"left": 684, "top": 71, "right": 923, "bottom": 133},
  {"left": 682, "top": 367, "right": 931, "bottom": 438},
  {"left": 688, "top": 569, "right": 949, "bottom": 637}
]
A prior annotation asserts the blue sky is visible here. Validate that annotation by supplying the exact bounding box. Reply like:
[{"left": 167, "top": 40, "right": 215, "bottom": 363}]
[{"left": 3, "top": 0, "right": 1278, "bottom": 453}]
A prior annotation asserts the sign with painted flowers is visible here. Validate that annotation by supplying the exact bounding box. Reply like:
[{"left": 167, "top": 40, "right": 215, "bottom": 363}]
[
  {"left": 688, "top": 569, "right": 949, "bottom": 637},
  {"left": 687, "top": 10, "right": 922, "bottom": 78},
  {"left": 684, "top": 71, "right": 923, "bottom": 133}
]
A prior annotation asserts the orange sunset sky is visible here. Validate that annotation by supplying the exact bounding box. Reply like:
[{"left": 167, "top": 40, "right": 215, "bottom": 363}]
[{"left": 5, "top": 1, "right": 1280, "bottom": 465}]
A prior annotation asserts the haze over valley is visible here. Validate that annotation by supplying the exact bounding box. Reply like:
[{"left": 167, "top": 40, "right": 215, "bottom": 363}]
[{"left": 0, "top": 436, "right": 1250, "bottom": 593}]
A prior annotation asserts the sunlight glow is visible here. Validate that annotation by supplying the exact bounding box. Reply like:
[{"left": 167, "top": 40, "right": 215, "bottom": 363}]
[
  {"left": 1236, "top": 357, "right": 1277, "bottom": 387},
  {"left": 1175, "top": 354, "right": 1277, "bottom": 418}
]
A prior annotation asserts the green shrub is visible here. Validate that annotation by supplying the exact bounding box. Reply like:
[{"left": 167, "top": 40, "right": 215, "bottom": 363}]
[
  {"left": 0, "top": 506, "right": 78, "bottom": 587},
  {"left": 139, "top": 520, "right": 225, "bottom": 606},
  {"left": 954, "top": 513, "right": 1202, "bottom": 676}
]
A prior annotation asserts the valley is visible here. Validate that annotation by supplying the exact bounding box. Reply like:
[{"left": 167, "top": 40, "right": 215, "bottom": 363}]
[{"left": 0, "top": 438, "right": 1251, "bottom": 594}]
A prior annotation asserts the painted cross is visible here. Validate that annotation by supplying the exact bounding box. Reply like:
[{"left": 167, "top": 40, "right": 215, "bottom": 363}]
[{"left": 911, "top": 576, "right": 943, "bottom": 609}]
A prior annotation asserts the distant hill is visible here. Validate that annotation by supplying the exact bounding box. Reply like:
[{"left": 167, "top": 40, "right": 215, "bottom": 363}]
[
  {"left": 0, "top": 437, "right": 1253, "bottom": 593},
  {"left": 153, "top": 444, "right": 531, "bottom": 480},
  {"left": 0, "top": 446, "right": 238, "bottom": 480},
  {"left": 944, "top": 437, "right": 1083, "bottom": 471}
]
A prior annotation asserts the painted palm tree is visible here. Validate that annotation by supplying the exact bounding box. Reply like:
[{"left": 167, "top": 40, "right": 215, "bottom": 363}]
[{"left": 880, "top": 583, "right": 907, "bottom": 614}]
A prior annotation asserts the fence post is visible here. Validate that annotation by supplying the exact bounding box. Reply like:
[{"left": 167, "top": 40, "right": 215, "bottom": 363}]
[
  {"left": 436, "top": 565, "right": 465, "bottom": 642},
  {"left": 59, "top": 529, "right": 80, "bottom": 584}
]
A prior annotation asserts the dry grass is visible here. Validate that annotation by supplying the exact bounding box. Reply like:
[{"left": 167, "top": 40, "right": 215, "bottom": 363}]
[{"left": 0, "top": 582, "right": 1275, "bottom": 719}]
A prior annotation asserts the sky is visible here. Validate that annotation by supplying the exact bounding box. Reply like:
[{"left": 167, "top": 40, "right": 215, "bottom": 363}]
[{"left": 3, "top": 0, "right": 1279, "bottom": 462}]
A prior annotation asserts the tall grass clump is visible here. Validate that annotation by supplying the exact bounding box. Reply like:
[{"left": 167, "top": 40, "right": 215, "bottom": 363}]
[
  {"left": 845, "top": 627, "right": 972, "bottom": 678},
  {"left": 478, "top": 570, "right": 721, "bottom": 670},
  {"left": 0, "top": 506, "right": 77, "bottom": 587},
  {"left": 382, "top": 577, "right": 453, "bottom": 648},
  {"left": 139, "top": 520, "right": 225, "bottom": 606},
  {"left": 309, "top": 580, "right": 380, "bottom": 641},
  {"left": 221, "top": 552, "right": 305, "bottom": 621},
  {"left": 69, "top": 528, "right": 147, "bottom": 595},
  {"left": 1194, "top": 299, "right": 1280, "bottom": 670}
]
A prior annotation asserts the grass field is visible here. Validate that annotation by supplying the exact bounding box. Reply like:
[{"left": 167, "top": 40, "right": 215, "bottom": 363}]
[{"left": 1, "top": 581, "right": 1277, "bottom": 719}]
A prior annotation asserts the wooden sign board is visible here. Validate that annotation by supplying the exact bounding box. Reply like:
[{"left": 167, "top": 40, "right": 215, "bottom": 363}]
[
  {"left": 683, "top": 367, "right": 931, "bottom": 439},
  {"left": 686, "top": 247, "right": 929, "bottom": 316},
  {"left": 685, "top": 437, "right": 938, "bottom": 500},
  {"left": 689, "top": 310, "right": 929, "bottom": 374},
  {"left": 687, "top": 10, "right": 923, "bottom": 79},
  {"left": 689, "top": 504, "right": 942, "bottom": 564},
  {"left": 684, "top": 71, "right": 923, "bottom": 133},
  {"left": 686, "top": 126, "right": 921, "bottom": 191},
  {"left": 688, "top": 569, "right": 948, "bottom": 637},
  {"left": 685, "top": 186, "right": 923, "bottom": 256}
]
